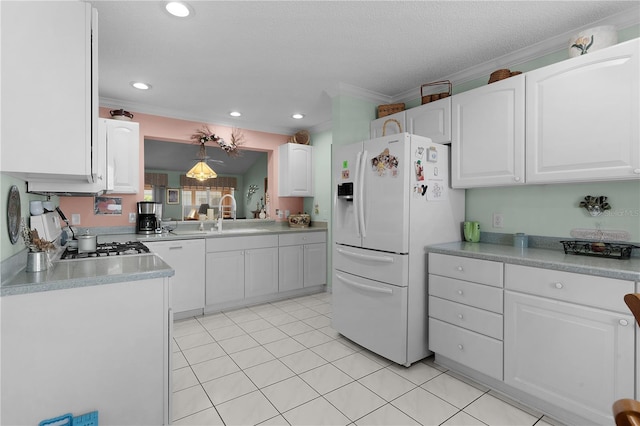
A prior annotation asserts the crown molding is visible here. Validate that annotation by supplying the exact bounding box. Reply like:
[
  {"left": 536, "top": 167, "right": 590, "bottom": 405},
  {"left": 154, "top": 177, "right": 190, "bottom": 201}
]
[
  {"left": 99, "top": 97, "right": 297, "bottom": 136},
  {"left": 325, "top": 82, "right": 391, "bottom": 105}
]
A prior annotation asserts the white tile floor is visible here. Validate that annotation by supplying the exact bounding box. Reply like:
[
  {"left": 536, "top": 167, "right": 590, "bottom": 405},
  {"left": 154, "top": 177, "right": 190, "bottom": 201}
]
[{"left": 171, "top": 292, "right": 560, "bottom": 426}]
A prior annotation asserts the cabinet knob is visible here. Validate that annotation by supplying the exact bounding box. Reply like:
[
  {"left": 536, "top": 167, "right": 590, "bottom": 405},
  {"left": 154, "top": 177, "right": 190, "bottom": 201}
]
[
  {"left": 514, "top": 176, "right": 521, "bottom": 182},
  {"left": 457, "top": 290, "right": 463, "bottom": 295},
  {"left": 456, "top": 266, "right": 463, "bottom": 272},
  {"left": 458, "top": 344, "right": 464, "bottom": 350},
  {"left": 619, "top": 319, "right": 629, "bottom": 326},
  {"left": 554, "top": 282, "right": 563, "bottom": 289},
  {"left": 458, "top": 314, "right": 464, "bottom": 319}
]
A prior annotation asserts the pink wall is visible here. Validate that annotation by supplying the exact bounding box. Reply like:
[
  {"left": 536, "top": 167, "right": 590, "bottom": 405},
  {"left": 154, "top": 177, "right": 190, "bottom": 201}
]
[{"left": 59, "top": 108, "right": 303, "bottom": 227}]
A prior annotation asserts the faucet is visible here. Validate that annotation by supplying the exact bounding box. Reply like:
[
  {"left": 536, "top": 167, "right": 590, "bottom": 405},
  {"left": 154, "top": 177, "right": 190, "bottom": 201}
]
[{"left": 218, "top": 193, "right": 237, "bottom": 231}]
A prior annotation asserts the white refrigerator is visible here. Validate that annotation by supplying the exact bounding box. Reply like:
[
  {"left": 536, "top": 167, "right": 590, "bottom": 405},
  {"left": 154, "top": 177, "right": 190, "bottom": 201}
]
[{"left": 332, "top": 133, "right": 465, "bottom": 366}]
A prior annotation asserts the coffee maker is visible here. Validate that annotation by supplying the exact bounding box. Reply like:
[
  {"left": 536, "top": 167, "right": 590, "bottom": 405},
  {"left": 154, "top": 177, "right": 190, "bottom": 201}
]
[{"left": 137, "top": 202, "right": 159, "bottom": 234}]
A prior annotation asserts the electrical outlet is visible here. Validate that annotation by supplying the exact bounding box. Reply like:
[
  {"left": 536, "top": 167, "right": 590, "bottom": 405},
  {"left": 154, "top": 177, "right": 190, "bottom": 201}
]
[
  {"left": 492, "top": 213, "right": 504, "bottom": 228},
  {"left": 71, "top": 214, "right": 81, "bottom": 225},
  {"left": 128, "top": 212, "right": 136, "bottom": 223}
]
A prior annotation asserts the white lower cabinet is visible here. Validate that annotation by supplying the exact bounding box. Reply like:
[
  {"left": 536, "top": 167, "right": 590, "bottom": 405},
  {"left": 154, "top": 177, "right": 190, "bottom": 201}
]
[
  {"left": 206, "top": 235, "right": 278, "bottom": 307},
  {"left": 147, "top": 239, "right": 205, "bottom": 315},
  {"left": 1, "top": 278, "right": 171, "bottom": 425},
  {"left": 279, "top": 232, "right": 327, "bottom": 291},
  {"left": 428, "top": 253, "right": 504, "bottom": 380},
  {"left": 206, "top": 250, "right": 245, "bottom": 305},
  {"left": 245, "top": 247, "right": 279, "bottom": 298},
  {"left": 504, "top": 264, "right": 635, "bottom": 425}
]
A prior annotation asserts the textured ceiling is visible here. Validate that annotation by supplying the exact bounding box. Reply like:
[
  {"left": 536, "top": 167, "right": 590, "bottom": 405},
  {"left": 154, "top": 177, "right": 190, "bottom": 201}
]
[{"left": 92, "top": 1, "right": 639, "bottom": 137}]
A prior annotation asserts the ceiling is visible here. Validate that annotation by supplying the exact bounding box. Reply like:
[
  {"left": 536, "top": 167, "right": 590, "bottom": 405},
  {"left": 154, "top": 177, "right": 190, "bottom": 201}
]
[{"left": 92, "top": 1, "right": 639, "bottom": 138}]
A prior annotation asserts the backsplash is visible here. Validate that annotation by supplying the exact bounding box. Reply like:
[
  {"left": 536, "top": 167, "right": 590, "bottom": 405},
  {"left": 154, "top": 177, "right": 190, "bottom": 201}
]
[{"left": 465, "top": 180, "right": 639, "bottom": 243}]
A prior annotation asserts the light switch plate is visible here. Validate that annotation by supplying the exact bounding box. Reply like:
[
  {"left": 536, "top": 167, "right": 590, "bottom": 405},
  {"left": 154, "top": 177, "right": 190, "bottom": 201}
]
[
  {"left": 71, "top": 214, "right": 81, "bottom": 225},
  {"left": 129, "top": 212, "right": 136, "bottom": 223}
]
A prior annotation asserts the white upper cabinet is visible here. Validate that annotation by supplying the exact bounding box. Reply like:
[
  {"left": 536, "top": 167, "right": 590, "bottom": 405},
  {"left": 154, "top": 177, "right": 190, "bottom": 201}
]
[
  {"left": 526, "top": 38, "right": 640, "bottom": 183},
  {"left": 1, "top": 2, "right": 98, "bottom": 183},
  {"left": 278, "top": 143, "right": 314, "bottom": 197},
  {"left": 452, "top": 74, "right": 525, "bottom": 188},
  {"left": 371, "top": 99, "right": 451, "bottom": 143},
  {"left": 405, "top": 98, "right": 452, "bottom": 144},
  {"left": 105, "top": 119, "right": 140, "bottom": 194},
  {"left": 370, "top": 111, "right": 405, "bottom": 138}
]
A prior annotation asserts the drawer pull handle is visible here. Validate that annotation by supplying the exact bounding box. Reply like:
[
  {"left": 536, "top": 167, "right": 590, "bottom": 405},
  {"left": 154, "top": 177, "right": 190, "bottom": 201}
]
[
  {"left": 554, "top": 282, "right": 563, "bottom": 289},
  {"left": 458, "top": 314, "right": 463, "bottom": 319},
  {"left": 619, "top": 319, "right": 629, "bottom": 326},
  {"left": 456, "top": 266, "right": 463, "bottom": 272},
  {"left": 457, "top": 290, "right": 463, "bottom": 295},
  {"left": 458, "top": 344, "right": 464, "bottom": 350},
  {"left": 169, "top": 246, "right": 183, "bottom": 250}
]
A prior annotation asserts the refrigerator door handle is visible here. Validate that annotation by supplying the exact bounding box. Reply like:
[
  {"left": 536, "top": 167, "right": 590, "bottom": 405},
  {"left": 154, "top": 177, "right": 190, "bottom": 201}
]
[
  {"left": 354, "top": 151, "right": 362, "bottom": 237},
  {"left": 336, "top": 247, "right": 395, "bottom": 264},
  {"left": 358, "top": 150, "right": 367, "bottom": 238},
  {"left": 336, "top": 273, "right": 393, "bottom": 295}
]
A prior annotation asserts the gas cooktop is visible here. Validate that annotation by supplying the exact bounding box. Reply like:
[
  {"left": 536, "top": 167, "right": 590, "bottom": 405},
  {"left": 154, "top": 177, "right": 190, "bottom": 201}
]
[{"left": 60, "top": 241, "right": 150, "bottom": 260}]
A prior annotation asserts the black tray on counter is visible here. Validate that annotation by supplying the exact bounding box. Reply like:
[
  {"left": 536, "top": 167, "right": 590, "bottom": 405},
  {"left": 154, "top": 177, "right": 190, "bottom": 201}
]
[{"left": 560, "top": 240, "right": 638, "bottom": 260}]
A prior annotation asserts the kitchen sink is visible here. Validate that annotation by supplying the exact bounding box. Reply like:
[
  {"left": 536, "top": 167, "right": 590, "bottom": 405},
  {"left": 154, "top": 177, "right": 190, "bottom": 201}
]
[{"left": 170, "top": 228, "right": 269, "bottom": 236}]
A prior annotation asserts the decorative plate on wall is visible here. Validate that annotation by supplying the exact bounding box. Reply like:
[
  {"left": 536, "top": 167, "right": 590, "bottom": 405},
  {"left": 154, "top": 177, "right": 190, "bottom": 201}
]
[{"left": 7, "top": 185, "right": 21, "bottom": 244}]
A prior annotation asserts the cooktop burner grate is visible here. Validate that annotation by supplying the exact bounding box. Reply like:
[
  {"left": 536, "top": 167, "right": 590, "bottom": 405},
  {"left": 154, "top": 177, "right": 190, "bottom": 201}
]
[{"left": 60, "top": 241, "right": 150, "bottom": 260}]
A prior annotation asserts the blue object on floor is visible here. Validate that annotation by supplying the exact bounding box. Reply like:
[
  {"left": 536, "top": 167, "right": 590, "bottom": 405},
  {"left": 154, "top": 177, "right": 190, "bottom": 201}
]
[
  {"left": 39, "top": 413, "right": 73, "bottom": 426},
  {"left": 73, "top": 411, "right": 98, "bottom": 426},
  {"left": 39, "top": 411, "right": 98, "bottom": 426}
]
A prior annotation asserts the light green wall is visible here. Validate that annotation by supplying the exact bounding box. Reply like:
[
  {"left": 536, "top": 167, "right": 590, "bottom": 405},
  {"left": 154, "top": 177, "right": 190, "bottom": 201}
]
[
  {"left": 304, "top": 130, "right": 332, "bottom": 222},
  {"left": 332, "top": 95, "right": 376, "bottom": 148},
  {"left": 241, "top": 154, "right": 268, "bottom": 219},
  {"left": 467, "top": 181, "right": 640, "bottom": 241}
]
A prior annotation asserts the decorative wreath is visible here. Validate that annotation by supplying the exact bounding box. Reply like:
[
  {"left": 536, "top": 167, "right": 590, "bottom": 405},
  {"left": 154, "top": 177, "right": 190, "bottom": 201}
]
[{"left": 190, "top": 125, "right": 245, "bottom": 157}]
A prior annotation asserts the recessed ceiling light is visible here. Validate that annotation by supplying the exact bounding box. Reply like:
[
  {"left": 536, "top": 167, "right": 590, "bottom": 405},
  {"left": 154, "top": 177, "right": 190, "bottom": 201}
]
[
  {"left": 229, "top": 111, "right": 242, "bottom": 117},
  {"left": 292, "top": 113, "right": 305, "bottom": 119},
  {"left": 165, "top": 1, "right": 191, "bottom": 18},
  {"left": 131, "top": 81, "right": 151, "bottom": 90}
]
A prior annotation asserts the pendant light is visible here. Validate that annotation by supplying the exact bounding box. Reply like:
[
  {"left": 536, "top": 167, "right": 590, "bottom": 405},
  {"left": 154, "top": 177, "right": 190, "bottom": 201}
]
[{"left": 186, "top": 143, "right": 217, "bottom": 181}]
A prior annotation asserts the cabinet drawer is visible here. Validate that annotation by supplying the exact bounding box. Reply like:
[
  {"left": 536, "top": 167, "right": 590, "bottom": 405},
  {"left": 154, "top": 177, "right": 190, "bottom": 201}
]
[
  {"left": 505, "top": 264, "right": 634, "bottom": 313},
  {"left": 429, "top": 274, "right": 503, "bottom": 313},
  {"left": 429, "top": 296, "right": 503, "bottom": 340},
  {"left": 429, "top": 253, "right": 503, "bottom": 287},
  {"left": 279, "top": 231, "right": 326, "bottom": 246},
  {"left": 206, "top": 235, "right": 278, "bottom": 252},
  {"left": 429, "top": 318, "right": 503, "bottom": 380}
]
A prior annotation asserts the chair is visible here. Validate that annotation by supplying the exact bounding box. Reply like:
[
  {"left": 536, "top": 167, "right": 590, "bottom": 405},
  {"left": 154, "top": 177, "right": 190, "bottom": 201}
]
[
  {"left": 613, "top": 399, "right": 640, "bottom": 426},
  {"left": 624, "top": 293, "right": 640, "bottom": 327},
  {"left": 612, "top": 294, "right": 640, "bottom": 426}
]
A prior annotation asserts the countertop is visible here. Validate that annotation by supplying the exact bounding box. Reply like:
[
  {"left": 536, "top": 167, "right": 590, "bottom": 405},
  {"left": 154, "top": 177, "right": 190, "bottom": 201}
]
[
  {"left": 1, "top": 223, "right": 327, "bottom": 297},
  {"left": 1, "top": 254, "right": 175, "bottom": 297},
  {"left": 426, "top": 242, "right": 640, "bottom": 282}
]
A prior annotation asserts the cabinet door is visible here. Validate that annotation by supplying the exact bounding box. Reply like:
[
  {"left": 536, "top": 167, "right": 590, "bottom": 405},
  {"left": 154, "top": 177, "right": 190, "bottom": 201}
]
[
  {"left": 245, "top": 247, "right": 278, "bottom": 298},
  {"left": 452, "top": 75, "right": 525, "bottom": 188},
  {"left": 1, "top": 2, "right": 96, "bottom": 182},
  {"left": 405, "top": 98, "right": 451, "bottom": 144},
  {"left": 370, "top": 111, "right": 405, "bottom": 138},
  {"left": 505, "top": 291, "right": 635, "bottom": 424},
  {"left": 526, "top": 39, "right": 640, "bottom": 183},
  {"left": 148, "top": 240, "right": 205, "bottom": 313},
  {"left": 206, "top": 250, "right": 244, "bottom": 305},
  {"left": 279, "top": 245, "right": 304, "bottom": 292},
  {"left": 278, "top": 144, "right": 314, "bottom": 197},
  {"left": 304, "top": 243, "right": 327, "bottom": 287},
  {"left": 106, "top": 119, "right": 140, "bottom": 194}
]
